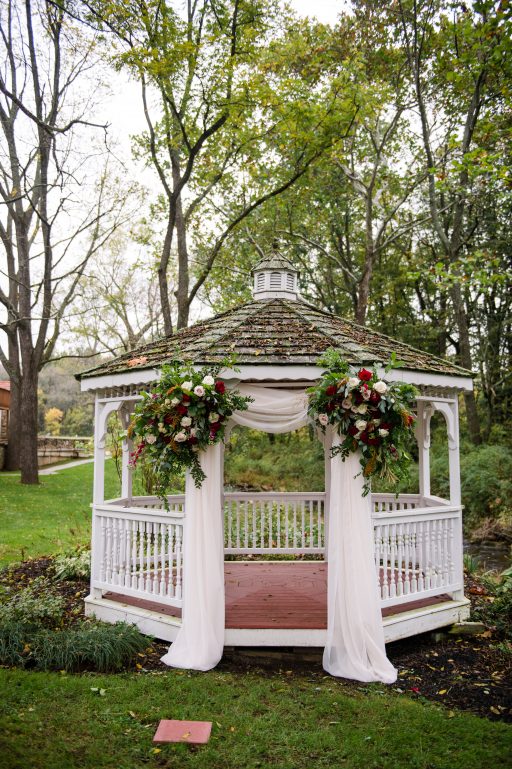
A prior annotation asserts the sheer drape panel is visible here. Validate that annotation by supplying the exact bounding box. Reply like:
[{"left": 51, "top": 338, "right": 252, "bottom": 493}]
[
  {"left": 161, "top": 442, "right": 224, "bottom": 671},
  {"left": 230, "top": 386, "right": 308, "bottom": 434},
  {"left": 323, "top": 435, "right": 397, "bottom": 683}
]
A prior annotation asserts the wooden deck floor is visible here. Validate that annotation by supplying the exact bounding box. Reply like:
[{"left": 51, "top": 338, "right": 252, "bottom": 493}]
[{"left": 105, "top": 561, "right": 450, "bottom": 629}]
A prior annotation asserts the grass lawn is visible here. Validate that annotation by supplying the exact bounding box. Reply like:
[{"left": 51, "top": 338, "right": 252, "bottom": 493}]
[
  {"left": 0, "top": 462, "right": 120, "bottom": 566},
  {"left": 1, "top": 667, "right": 511, "bottom": 769}
]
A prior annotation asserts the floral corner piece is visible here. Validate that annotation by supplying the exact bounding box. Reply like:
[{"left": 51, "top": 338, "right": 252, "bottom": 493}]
[
  {"left": 308, "top": 351, "right": 417, "bottom": 495},
  {"left": 128, "top": 361, "right": 251, "bottom": 504}
]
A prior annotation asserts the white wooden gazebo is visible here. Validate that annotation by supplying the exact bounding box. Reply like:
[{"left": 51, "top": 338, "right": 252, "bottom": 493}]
[{"left": 78, "top": 252, "right": 472, "bottom": 675}]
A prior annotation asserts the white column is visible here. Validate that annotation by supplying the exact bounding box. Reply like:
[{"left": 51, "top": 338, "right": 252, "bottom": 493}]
[
  {"left": 323, "top": 426, "right": 332, "bottom": 559},
  {"left": 416, "top": 401, "right": 433, "bottom": 503},
  {"left": 119, "top": 403, "right": 134, "bottom": 504},
  {"left": 91, "top": 396, "right": 106, "bottom": 599}
]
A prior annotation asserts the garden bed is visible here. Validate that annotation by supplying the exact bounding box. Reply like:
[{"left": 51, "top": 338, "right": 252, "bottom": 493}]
[{"left": 1, "top": 557, "right": 510, "bottom": 723}]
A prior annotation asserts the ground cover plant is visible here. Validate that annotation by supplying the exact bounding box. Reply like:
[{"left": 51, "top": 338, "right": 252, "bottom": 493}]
[{"left": 1, "top": 665, "right": 511, "bottom": 769}]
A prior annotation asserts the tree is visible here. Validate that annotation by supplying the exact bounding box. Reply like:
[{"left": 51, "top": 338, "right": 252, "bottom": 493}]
[
  {"left": 396, "top": 0, "right": 512, "bottom": 443},
  {"left": 0, "top": 0, "right": 131, "bottom": 480},
  {"left": 44, "top": 407, "right": 64, "bottom": 436},
  {"left": 66, "top": 234, "right": 164, "bottom": 356},
  {"left": 77, "top": 1, "right": 359, "bottom": 332}
]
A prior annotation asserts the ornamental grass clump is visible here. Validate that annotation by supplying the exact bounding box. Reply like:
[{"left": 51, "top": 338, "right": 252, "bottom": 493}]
[
  {"left": 308, "top": 349, "right": 417, "bottom": 494},
  {"left": 129, "top": 361, "right": 251, "bottom": 504}
]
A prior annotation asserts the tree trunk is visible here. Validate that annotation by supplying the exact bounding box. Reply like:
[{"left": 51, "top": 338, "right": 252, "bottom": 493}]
[
  {"left": 451, "top": 283, "right": 481, "bottom": 445},
  {"left": 19, "top": 367, "right": 39, "bottom": 484},
  {"left": 355, "top": 242, "right": 374, "bottom": 326},
  {"left": 5, "top": 381, "right": 21, "bottom": 471}
]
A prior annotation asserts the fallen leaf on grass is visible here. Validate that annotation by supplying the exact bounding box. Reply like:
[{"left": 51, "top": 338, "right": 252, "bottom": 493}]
[{"left": 438, "top": 690, "right": 448, "bottom": 695}]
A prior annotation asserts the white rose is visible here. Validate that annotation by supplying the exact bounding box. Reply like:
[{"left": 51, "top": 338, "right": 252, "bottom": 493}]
[
  {"left": 341, "top": 397, "right": 352, "bottom": 409},
  {"left": 181, "top": 380, "right": 193, "bottom": 391},
  {"left": 175, "top": 431, "right": 187, "bottom": 442},
  {"left": 379, "top": 428, "right": 389, "bottom": 437},
  {"left": 190, "top": 427, "right": 197, "bottom": 437},
  {"left": 355, "top": 419, "right": 367, "bottom": 431},
  {"left": 145, "top": 433, "right": 157, "bottom": 444},
  {"left": 171, "top": 397, "right": 179, "bottom": 405},
  {"left": 318, "top": 413, "right": 329, "bottom": 426},
  {"left": 158, "top": 423, "right": 166, "bottom": 433},
  {"left": 348, "top": 377, "right": 360, "bottom": 388},
  {"left": 208, "top": 412, "right": 220, "bottom": 423},
  {"left": 164, "top": 399, "right": 170, "bottom": 405},
  {"left": 181, "top": 416, "right": 192, "bottom": 427},
  {"left": 202, "top": 375, "right": 215, "bottom": 386},
  {"left": 373, "top": 381, "right": 387, "bottom": 394},
  {"left": 356, "top": 404, "right": 368, "bottom": 414},
  {"left": 194, "top": 385, "right": 205, "bottom": 397},
  {"left": 362, "top": 389, "right": 371, "bottom": 401}
]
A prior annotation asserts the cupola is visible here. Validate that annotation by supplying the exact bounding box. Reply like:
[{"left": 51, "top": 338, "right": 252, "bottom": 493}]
[{"left": 251, "top": 243, "right": 300, "bottom": 301}]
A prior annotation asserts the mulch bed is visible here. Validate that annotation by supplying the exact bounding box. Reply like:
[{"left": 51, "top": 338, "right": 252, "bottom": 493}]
[{"left": 1, "top": 557, "right": 510, "bottom": 724}]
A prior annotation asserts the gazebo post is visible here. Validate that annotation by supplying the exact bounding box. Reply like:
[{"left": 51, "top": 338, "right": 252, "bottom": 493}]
[
  {"left": 119, "top": 403, "right": 134, "bottom": 504},
  {"left": 416, "top": 400, "right": 434, "bottom": 503},
  {"left": 323, "top": 427, "right": 332, "bottom": 558}
]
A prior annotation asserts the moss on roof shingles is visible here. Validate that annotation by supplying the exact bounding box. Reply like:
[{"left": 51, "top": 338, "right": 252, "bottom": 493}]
[{"left": 77, "top": 298, "right": 472, "bottom": 380}]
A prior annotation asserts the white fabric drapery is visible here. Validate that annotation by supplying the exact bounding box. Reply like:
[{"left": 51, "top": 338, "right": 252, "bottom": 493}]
[
  {"left": 161, "top": 441, "right": 224, "bottom": 671},
  {"left": 161, "top": 386, "right": 396, "bottom": 683},
  {"left": 231, "top": 385, "right": 309, "bottom": 434},
  {"left": 323, "top": 433, "right": 397, "bottom": 683}
]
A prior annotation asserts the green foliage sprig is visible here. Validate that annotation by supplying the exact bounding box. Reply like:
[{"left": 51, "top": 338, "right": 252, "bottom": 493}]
[
  {"left": 128, "top": 360, "right": 252, "bottom": 504},
  {"left": 307, "top": 349, "right": 418, "bottom": 495}
]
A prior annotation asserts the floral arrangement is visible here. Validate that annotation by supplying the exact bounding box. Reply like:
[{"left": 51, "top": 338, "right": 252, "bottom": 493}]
[
  {"left": 128, "top": 361, "right": 251, "bottom": 502},
  {"left": 307, "top": 349, "right": 418, "bottom": 495}
]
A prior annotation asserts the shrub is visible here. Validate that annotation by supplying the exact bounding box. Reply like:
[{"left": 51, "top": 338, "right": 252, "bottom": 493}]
[
  {"left": 53, "top": 547, "right": 91, "bottom": 581},
  {"left": 0, "top": 577, "right": 65, "bottom": 628},
  {"left": 0, "top": 621, "right": 150, "bottom": 672},
  {"left": 431, "top": 443, "right": 512, "bottom": 529}
]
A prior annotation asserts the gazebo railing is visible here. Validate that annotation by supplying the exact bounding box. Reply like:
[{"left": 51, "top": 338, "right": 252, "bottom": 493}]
[
  {"left": 91, "top": 499, "right": 184, "bottom": 607},
  {"left": 224, "top": 492, "right": 326, "bottom": 554},
  {"left": 90, "top": 491, "right": 463, "bottom": 612}
]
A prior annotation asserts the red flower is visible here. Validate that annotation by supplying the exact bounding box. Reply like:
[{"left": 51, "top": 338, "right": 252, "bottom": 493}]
[
  {"left": 325, "top": 384, "right": 337, "bottom": 396},
  {"left": 369, "top": 390, "right": 381, "bottom": 405},
  {"left": 210, "top": 421, "right": 222, "bottom": 432},
  {"left": 326, "top": 402, "right": 335, "bottom": 413},
  {"left": 182, "top": 395, "right": 190, "bottom": 404},
  {"left": 406, "top": 414, "right": 414, "bottom": 426},
  {"left": 188, "top": 435, "right": 198, "bottom": 445},
  {"left": 354, "top": 390, "right": 364, "bottom": 405},
  {"left": 176, "top": 404, "right": 188, "bottom": 416},
  {"left": 347, "top": 425, "right": 359, "bottom": 437},
  {"left": 359, "top": 431, "right": 369, "bottom": 444},
  {"left": 215, "top": 380, "right": 226, "bottom": 394},
  {"left": 164, "top": 414, "right": 174, "bottom": 424},
  {"left": 368, "top": 437, "right": 381, "bottom": 446},
  {"left": 380, "top": 422, "right": 392, "bottom": 430},
  {"left": 358, "top": 368, "right": 373, "bottom": 382}
]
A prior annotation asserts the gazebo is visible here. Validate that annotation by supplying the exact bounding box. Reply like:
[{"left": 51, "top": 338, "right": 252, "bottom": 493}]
[{"left": 78, "top": 251, "right": 472, "bottom": 681}]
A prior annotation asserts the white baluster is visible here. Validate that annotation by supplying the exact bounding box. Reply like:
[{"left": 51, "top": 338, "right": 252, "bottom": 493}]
[
  {"left": 397, "top": 523, "right": 404, "bottom": 596},
  {"left": 138, "top": 520, "right": 145, "bottom": 591},
  {"left": 175, "top": 524, "right": 183, "bottom": 600},
  {"left": 389, "top": 523, "right": 397, "bottom": 598},
  {"left": 382, "top": 525, "right": 389, "bottom": 600},
  {"left": 105, "top": 518, "right": 113, "bottom": 584},
  {"left": 244, "top": 500, "right": 249, "bottom": 549},
  {"left": 99, "top": 516, "right": 107, "bottom": 582}
]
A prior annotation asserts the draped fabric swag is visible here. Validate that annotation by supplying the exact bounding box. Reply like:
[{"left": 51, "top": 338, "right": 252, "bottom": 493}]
[{"left": 162, "top": 386, "right": 396, "bottom": 682}]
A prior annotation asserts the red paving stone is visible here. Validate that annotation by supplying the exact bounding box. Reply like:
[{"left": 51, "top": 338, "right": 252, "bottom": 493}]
[
  {"left": 105, "top": 561, "right": 451, "bottom": 630},
  {"left": 153, "top": 720, "right": 212, "bottom": 744}
]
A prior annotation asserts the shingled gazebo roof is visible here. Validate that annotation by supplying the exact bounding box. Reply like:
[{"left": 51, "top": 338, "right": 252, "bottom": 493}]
[{"left": 77, "top": 297, "right": 471, "bottom": 381}]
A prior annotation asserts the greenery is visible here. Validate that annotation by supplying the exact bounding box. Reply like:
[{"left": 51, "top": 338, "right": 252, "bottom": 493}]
[
  {"left": 0, "top": 577, "right": 65, "bottom": 628},
  {"left": 53, "top": 547, "right": 91, "bottom": 581},
  {"left": 0, "top": 461, "right": 118, "bottom": 566},
  {"left": 308, "top": 351, "right": 417, "bottom": 495},
  {"left": 0, "top": 621, "right": 149, "bottom": 673},
  {"left": 1, "top": 667, "right": 511, "bottom": 769},
  {"left": 129, "top": 362, "right": 251, "bottom": 498}
]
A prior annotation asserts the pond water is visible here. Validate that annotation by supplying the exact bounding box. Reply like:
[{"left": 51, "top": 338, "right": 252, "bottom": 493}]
[{"left": 463, "top": 538, "right": 511, "bottom": 573}]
